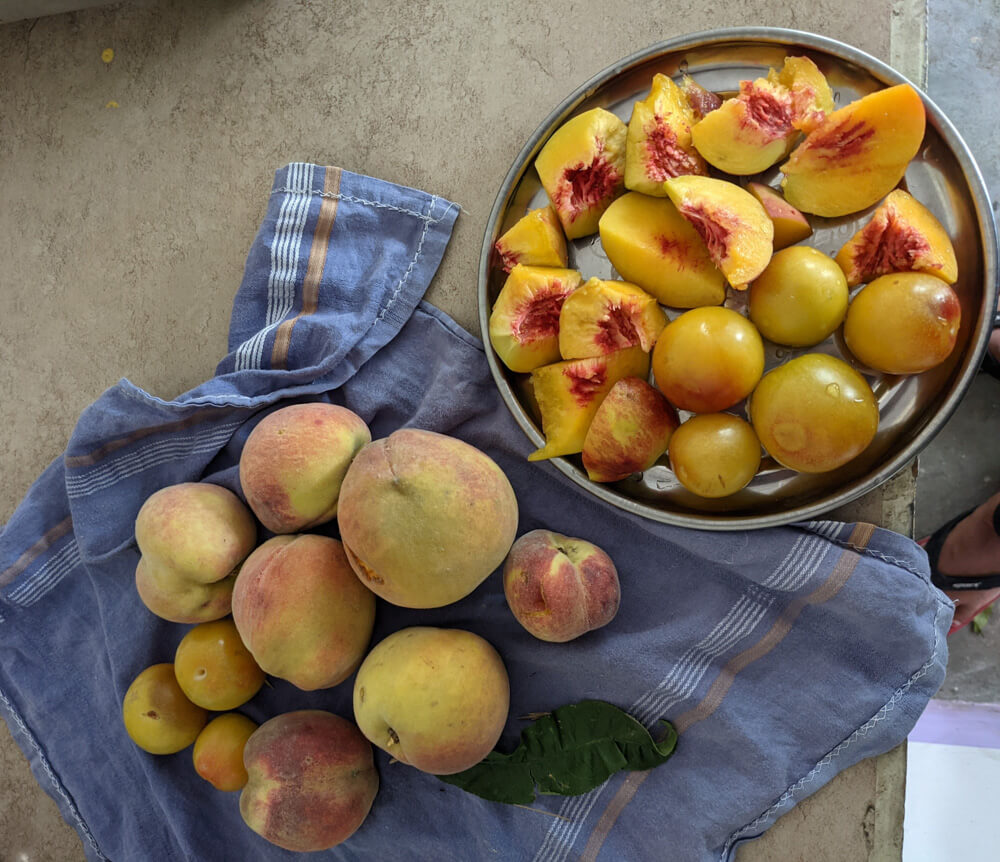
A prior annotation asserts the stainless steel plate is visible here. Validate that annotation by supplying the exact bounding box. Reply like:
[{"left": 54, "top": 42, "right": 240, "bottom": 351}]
[{"left": 478, "top": 28, "right": 998, "bottom": 530}]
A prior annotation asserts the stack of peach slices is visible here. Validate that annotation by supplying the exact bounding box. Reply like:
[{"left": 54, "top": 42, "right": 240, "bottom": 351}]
[{"left": 489, "top": 56, "right": 961, "bottom": 500}]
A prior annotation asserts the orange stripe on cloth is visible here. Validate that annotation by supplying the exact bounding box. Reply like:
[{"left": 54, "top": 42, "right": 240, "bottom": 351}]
[
  {"left": 0, "top": 516, "right": 74, "bottom": 587},
  {"left": 270, "top": 166, "right": 343, "bottom": 370},
  {"left": 577, "top": 522, "right": 876, "bottom": 862}
]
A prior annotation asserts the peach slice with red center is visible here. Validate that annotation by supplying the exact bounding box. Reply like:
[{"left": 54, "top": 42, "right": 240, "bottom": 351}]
[
  {"left": 535, "top": 107, "right": 627, "bottom": 239},
  {"left": 835, "top": 189, "right": 958, "bottom": 286},
  {"left": 558, "top": 278, "right": 667, "bottom": 360},
  {"left": 663, "top": 175, "right": 774, "bottom": 289},
  {"left": 527, "top": 346, "right": 650, "bottom": 462},
  {"left": 582, "top": 377, "right": 679, "bottom": 482},
  {"left": 691, "top": 77, "right": 796, "bottom": 175},
  {"left": 681, "top": 74, "right": 722, "bottom": 120},
  {"left": 747, "top": 182, "right": 812, "bottom": 250},
  {"left": 489, "top": 264, "right": 583, "bottom": 373},
  {"left": 768, "top": 55, "right": 835, "bottom": 133},
  {"left": 624, "top": 73, "right": 707, "bottom": 196},
  {"left": 494, "top": 205, "right": 569, "bottom": 273},
  {"left": 780, "top": 83, "right": 926, "bottom": 217},
  {"left": 599, "top": 191, "right": 725, "bottom": 308}
]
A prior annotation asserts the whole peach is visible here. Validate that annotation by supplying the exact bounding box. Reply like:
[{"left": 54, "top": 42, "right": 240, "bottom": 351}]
[
  {"left": 353, "top": 627, "right": 509, "bottom": 775},
  {"left": 232, "top": 535, "right": 375, "bottom": 691},
  {"left": 239, "top": 402, "right": 371, "bottom": 533},
  {"left": 192, "top": 713, "right": 258, "bottom": 791},
  {"left": 503, "top": 530, "right": 620, "bottom": 643},
  {"left": 240, "top": 711, "right": 378, "bottom": 851},
  {"left": 134, "top": 482, "right": 257, "bottom": 623},
  {"left": 338, "top": 429, "right": 519, "bottom": 608}
]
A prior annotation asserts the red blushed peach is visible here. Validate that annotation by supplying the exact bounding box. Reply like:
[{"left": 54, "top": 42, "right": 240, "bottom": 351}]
[
  {"left": 239, "top": 403, "right": 371, "bottom": 534},
  {"left": 240, "top": 711, "right": 378, "bottom": 851},
  {"left": 503, "top": 530, "right": 620, "bottom": 643},
  {"left": 232, "top": 535, "right": 375, "bottom": 691},
  {"left": 582, "top": 377, "right": 679, "bottom": 483}
]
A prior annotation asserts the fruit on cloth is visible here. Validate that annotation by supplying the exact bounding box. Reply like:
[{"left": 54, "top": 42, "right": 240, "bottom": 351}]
[
  {"left": 749, "top": 354, "right": 878, "bottom": 473},
  {"left": 232, "top": 534, "right": 375, "bottom": 690},
  {"left": 353, "top": 627, "right": 509, "bottom": 774},
  {"left": 780, "top": 83, "right": 926, "bottom": 217},
  {"left": 663, "top": 175, "right": 774, "bottom": 289},
  {"left": 494, "top": 205, "right": 568, "bottom": 273},
  {"left": 747, "top": 182, "right": 812, "bottom": 251},
  {"left": 173, "top": 618, "right": 265, "bottom": 711},
  {"left": 502, "top": 530, "right": 620, "bottom": 642},
  {"left": 528, "top": 346, "right": 650, "bottom": 461},
  {"left": 624, "top": 73, "right": 707, "bottom": 195},
  {"left": 581, "top": 377, "right": 679, "bottom": 482},
  {"left": 599, "top": 191, "right": 726, "bottom": 308},
  {"left": 835, "top": 189, "right": 958, "bottom": 286},
  {"left": 241, "top": 711, "right": 378, "bottom": 851},
  {"left": 239, "top": 402, "right": 371, "bottom": 534},
  {"left": 691, "top": 77, "right": 796, "bottom": 175},
  {"left": 652, "top": 307, "right": 764, "bottom": 414},
  {"left": 749, "top": 246, "right": 849, "bottom": 347},
  {"left": 558, "top": 278, "right": 667, "bottom": 359},
  {"left": 668, "top": 413, "right": 761, "bottom": 498},
  {"left": 844, "top": 272, "right": 961, "bottom": 374},
  {"left": 489, "top": 265, "right": 582, "bottom": 373},
  {"left": 680, "top": 74, "right": 722, "bottom": 120},
  {"left": 192, "top": 713, "right": 258, "bottom": 792},
  {"left": 122, "top": 663, "right": 207, "bottom": 755},
  {"left": 338, "top": 430, "right": 519, "bottom": 608},
  {"left": 535, "top": 107, "right": 627, "bottom": 239},
  {"left": 134, "top": 482, "right": 256, "bottom": 624}
]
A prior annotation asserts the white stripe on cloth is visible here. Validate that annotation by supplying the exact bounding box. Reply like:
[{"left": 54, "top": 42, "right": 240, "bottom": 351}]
[
  {"left": 532, "top": 530, "right": 834, "bottom": 862},
  {"left": 235, "top": 162, "right": 314, "bottom": 371},
  {"left": 6, "top": 539, "right": 81, "bottom": 607},
  {"left": 65, "top": 422, "right": 244, "bottom": 498}
]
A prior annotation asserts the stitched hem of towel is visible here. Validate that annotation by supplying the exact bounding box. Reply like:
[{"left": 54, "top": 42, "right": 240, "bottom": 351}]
[
  {"left": 0, "top": 684, "right": 107, "bottom": 861},
  {"left": 719, "top": 595, "right": 951, "bottom": 860}
]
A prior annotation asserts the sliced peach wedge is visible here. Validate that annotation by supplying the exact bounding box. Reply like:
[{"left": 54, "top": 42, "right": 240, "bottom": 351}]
[
  {"left": 535, "top": 107, "right": 627, "bottom": 239},
  {"left": 527, "top": 346, "right": 650, "bottom": 462},
  {"left": 748, "top": 182, "right": 812, "bottom": 250},
  {"left": 599, "top": 191, "right": 726, "bottom": 308},
  {"left": 681, "top": 74, "right": 722, "bottom": 120},
  {"left": 494, "top": 205, "right": 568, "bottom": 273},
  {"left": 558, "top": 278, "right": 667, "bottom": 359},
  {"left": 768, "top": 55, "right": 835, "bottom": 133},
  {"left": 624, "top": 73, "right": 707, "bottom": 196},
  {"left": 489, "top": 264, "right": 583, "bottom": 373},
  {"left": 835, "top": 189, "right": 958, "bottom": 286},
  {"left": 662, "top": 176, "right": 774, "bottom": 289},
  {"left": 780, "top": 83, "right": 926, "bottom": 217}
]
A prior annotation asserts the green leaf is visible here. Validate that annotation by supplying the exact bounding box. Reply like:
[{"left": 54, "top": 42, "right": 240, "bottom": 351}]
[
  {"left": 437, "top": 700, "right": 677, "bottom": 804},
  {"left": 971, "top": 605, "right": 993, "bottom": 635}
]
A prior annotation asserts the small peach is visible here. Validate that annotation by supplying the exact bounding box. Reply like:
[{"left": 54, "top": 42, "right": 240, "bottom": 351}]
[{"left": 503, "top": 530, "right": 620, "bottom": 643}]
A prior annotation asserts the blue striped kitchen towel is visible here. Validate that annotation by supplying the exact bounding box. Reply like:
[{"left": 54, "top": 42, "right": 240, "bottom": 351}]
[{"left": 0, "top": 164, "right": 951, "bottom": 862}]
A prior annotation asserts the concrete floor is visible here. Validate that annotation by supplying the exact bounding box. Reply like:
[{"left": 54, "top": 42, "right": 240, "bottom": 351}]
[{"left": 918, "top": 0, "right": 1000, "bottom": 703}]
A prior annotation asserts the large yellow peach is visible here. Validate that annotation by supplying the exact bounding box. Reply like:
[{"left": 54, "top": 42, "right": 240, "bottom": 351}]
[
  {"left": 134, "top": 482, "right": 257, "bottom": 624},
  {"left": 122, "top": 663, "right": 207, "bottom": 755},
  {"left": 173, "top": 618, "right": 265, "bottom": 711},
  {"left": 241, "top": 711, "right": 378, "bottom": 851},
  {"left": 338, "top": 430, "right": 519, "bottom": 608},
  {"left": 239, "top": 402, "right": 371, "bottom": 534},
  {"left": 353, "top": 627, "right": 509, "bottom": 774},
  {"left": 232, "top": 535, "right": 375, "bottom": 690}
]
